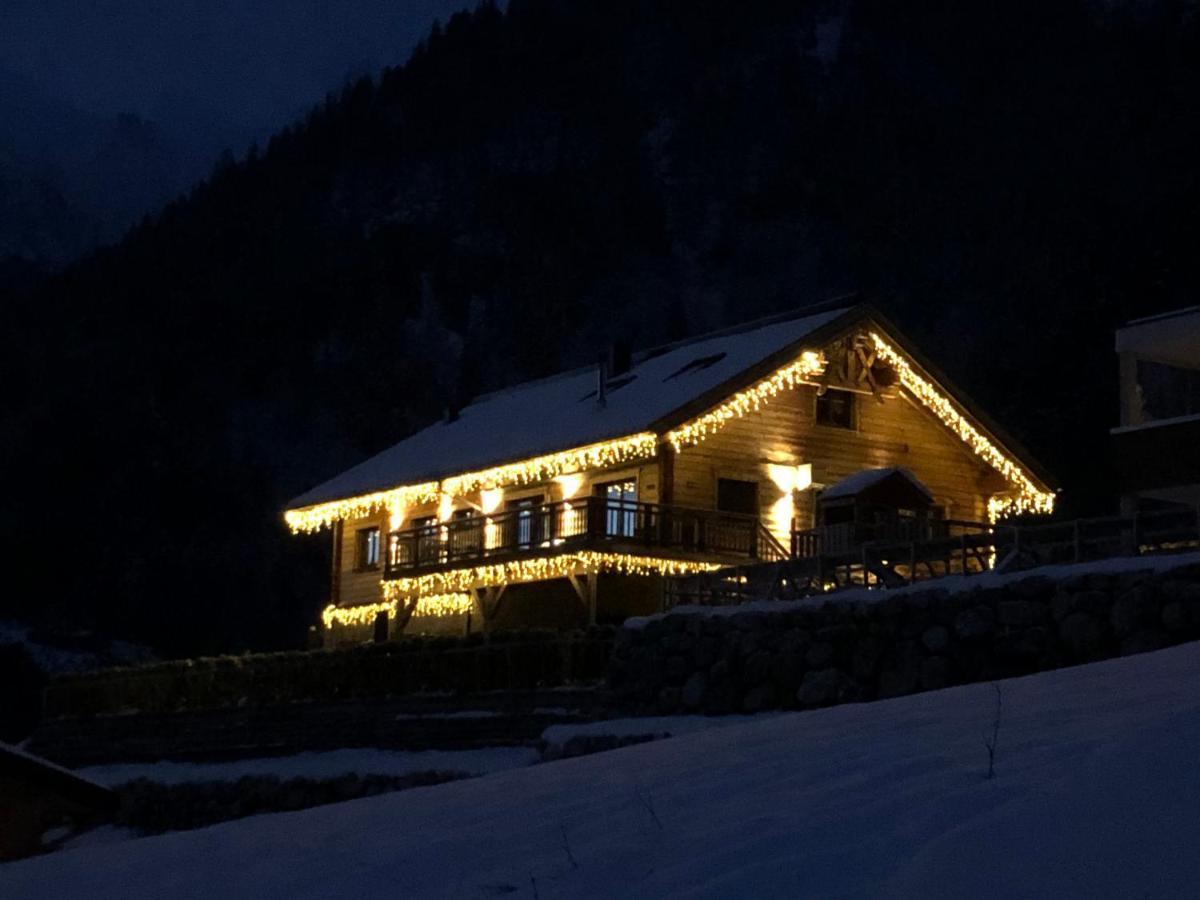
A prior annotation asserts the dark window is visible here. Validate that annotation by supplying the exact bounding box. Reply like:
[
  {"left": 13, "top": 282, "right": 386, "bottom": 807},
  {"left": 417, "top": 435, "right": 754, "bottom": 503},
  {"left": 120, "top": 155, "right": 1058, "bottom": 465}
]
[
  {"left": 355, "top": 527, "right": 380, "bottom": 569},
  {"left": 816, "top": 389, "right": 856, "bottom": 429},
  {"left": 595, "top": 479, "right": 637, "bottom": 536},
  {"left": 1138, "top": 359, "right": 1200, "bottom": 422},
  {"left": 717, "top": 479, "right": 759, "bottom": 516}
]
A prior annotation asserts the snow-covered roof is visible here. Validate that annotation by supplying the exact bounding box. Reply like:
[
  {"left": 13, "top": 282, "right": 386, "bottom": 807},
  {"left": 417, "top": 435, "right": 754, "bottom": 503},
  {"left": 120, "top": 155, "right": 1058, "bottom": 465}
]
[
  {"left": 0, "top": 741, "right": 116, "bottom": 809},
  {"left": 819, "top": 467, "right": 933, "bottom": 502},
  {"left": 289, "top": 307, "right": 850, "bottom": 509}
]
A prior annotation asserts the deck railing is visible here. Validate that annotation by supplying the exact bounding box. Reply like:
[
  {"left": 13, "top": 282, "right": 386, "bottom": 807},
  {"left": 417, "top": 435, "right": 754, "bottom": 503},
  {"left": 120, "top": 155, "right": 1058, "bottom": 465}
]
[
  {"left": 671, "top": 506, "right": 1200, "bottom": 607},
  {"left": 384, "top": 498, "right": 784, "bottom": 576}
]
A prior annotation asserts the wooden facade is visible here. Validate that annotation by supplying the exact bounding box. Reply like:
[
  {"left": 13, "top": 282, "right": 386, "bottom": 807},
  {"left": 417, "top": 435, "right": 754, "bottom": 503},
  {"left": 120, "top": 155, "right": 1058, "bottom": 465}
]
[{"left": 289, "top": 305, "right": 1053, "bottom": 644}]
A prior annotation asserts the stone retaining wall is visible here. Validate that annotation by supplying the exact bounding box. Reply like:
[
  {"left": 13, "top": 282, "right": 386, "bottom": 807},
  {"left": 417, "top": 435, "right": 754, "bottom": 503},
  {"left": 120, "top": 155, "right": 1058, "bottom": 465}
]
[{"left": 610, "top": 556, "right": 1200, "bottom": 713}]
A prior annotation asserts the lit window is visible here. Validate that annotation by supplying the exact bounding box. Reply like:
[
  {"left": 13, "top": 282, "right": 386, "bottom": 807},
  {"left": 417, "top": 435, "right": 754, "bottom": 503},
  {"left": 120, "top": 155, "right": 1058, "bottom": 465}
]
[
  {"left": 597, "top": 479, "right": 637, "bottom": 536},
  {"left": 356, "top": 527, "right": 380, "bottom": 569}
]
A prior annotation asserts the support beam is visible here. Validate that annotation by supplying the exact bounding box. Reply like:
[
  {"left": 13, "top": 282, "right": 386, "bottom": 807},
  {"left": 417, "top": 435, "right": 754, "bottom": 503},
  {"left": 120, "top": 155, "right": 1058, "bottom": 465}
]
[
  {"left": 566, "top": 572, "right": 597, "bottom": 625},
  {"left": 393, "top": 596, "right": 421, "bottom": 634},
  {"left": 471, "top": 585, "right": 509, "bottom": 634}
]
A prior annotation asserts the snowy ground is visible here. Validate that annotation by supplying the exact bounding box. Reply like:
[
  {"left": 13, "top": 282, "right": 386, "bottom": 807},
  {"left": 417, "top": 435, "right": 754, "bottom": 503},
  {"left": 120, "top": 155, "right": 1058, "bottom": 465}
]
[
  {"left": 80, "top": 746, "right": 540, "bottom": 787},
  {"left": 6, "top": 642, "right": 1200, "bottom": 898}
]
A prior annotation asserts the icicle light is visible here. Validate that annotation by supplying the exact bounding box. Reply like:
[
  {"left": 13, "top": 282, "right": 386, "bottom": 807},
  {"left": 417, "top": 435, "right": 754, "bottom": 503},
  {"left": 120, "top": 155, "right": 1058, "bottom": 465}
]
[
  {"left": 286, "top": 483, "right": 441, "bottom": 534},
  {"left": 868, "top": 332, "right": 1054, "bottom": 521},
  {"left": 322, "top": 591, "right": 474, "bottom": 629},
  {"left": 286, "top": 433, "right": 657, "bottom": 534},
  {"left": 667, "top": 351, "right": 826, "bottom": 450},
  {"left": 382, "top": 552, "right": 721, "bottom": 600}
]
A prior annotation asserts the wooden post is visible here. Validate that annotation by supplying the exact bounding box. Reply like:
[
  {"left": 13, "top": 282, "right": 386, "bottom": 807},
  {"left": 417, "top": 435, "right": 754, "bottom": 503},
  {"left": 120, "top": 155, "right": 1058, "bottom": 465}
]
[
  {"left": 658, "top": 441, "right": 675, "bottom": 506},
  {"left": 587, "top": 573, "right": 598, "bottom": 627},
  {"left": 330, "top": 520, "right": 343, "bottom": 608},
  {"left": 471, "top": 586, "right": 491, "bottom": 637}
]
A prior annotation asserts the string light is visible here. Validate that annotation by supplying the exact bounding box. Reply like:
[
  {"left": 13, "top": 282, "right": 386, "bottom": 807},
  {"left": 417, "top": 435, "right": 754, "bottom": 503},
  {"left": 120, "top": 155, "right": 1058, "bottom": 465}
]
[
  {"left": 286, "top": 483, "right": 440, "bottom": 534},
  {"left": 285, "top": 434, "right": 657, "bottom": 534},
  {"left": 321, "top": 598, "right": 393, "bottom": 629},
  {"left": 440, "top": 433, "right": 657, "bottom": 496},
  {"left": 415, "top": 592, "right": 473, "bottom": 617},
  {"left": 322, "top": 591, "right": 475, "bottom": 630},
  {"left": 667, "top": 351, "right": 826, "bottom": 450},
  {"left": 868, "top": 332, "right": 1054, "bottom": 521},
  {"left": 383, "top": 551, "right": 721, "bottom": 600}
]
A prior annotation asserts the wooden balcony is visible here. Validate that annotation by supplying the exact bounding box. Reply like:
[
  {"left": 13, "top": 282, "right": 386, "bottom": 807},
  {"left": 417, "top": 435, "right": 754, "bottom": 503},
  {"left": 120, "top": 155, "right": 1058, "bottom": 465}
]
[{"left": 383, "top": 498, "right": 787, "bottom": 578}]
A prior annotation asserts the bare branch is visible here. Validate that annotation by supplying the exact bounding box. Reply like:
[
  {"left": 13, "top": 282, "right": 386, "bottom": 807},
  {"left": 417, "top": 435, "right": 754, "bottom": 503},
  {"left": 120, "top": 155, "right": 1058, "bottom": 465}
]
[{"left": 982, "top": 681, "right": 1002, "bottom": 780}]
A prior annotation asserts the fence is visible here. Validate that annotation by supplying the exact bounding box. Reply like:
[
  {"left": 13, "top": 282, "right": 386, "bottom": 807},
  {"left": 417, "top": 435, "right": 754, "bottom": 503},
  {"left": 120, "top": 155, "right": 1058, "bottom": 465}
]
[{"left": 670, "top": 506, "right": 1200, "bottom": 606}]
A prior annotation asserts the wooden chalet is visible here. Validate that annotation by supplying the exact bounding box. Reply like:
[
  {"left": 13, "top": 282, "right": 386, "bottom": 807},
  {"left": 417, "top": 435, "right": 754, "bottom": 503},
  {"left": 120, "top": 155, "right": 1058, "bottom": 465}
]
[{"left": 286, "top": 303, "right": 1055, "bottom": 642}]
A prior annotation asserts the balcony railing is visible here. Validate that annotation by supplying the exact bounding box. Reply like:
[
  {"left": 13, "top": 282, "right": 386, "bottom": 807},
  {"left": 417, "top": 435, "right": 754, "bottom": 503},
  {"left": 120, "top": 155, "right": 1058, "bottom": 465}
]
[
  {"left": 790, "top": 518, "right": 991, "bottom": 559},
  {"left": 384, "top": 498, "right": 785, "bottom": 577}
]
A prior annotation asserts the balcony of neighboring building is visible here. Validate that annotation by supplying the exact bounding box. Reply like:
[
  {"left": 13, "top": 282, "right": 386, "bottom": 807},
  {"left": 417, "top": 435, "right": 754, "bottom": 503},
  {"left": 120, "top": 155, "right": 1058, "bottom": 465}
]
[{"left": 1113, "top": 307, "right": 1200, "bottom": 508}]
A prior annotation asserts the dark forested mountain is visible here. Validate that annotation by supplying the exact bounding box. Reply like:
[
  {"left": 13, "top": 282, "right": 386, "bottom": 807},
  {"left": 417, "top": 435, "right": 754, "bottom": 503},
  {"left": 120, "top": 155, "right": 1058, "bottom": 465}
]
[
  {"left": 0, "top": 1, "right": 472, "bottom": 263},
  {"left": 3, "top": 0, "right": 1198, "bottom": 655}
]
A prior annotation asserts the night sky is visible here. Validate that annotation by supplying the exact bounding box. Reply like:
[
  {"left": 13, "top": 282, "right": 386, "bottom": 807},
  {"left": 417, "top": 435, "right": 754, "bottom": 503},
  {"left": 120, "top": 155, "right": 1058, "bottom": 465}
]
[{"left": 0, "top": 0, "right": 474, "bottom": 240}]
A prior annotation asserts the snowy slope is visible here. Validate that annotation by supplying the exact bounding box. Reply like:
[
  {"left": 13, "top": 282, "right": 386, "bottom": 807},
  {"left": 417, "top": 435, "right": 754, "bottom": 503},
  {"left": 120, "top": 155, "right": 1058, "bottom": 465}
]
[{"left": 5, "top": 643, "right": 1200, "bottom": 898}]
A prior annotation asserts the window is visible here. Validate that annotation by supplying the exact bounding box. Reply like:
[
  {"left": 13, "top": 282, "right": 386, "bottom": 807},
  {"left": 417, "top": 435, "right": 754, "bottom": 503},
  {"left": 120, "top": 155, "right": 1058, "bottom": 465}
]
[
  {"left": 596, "top": 479, "right": 637, "bottom": 536},
  {"left": 506, "top": 496, "right": 544, "bottom": 548},
  {"left": 355, "top": 527, "right": 380, "bottom": 570},
  {"left": 1138, "top": 359, "right": 1200, "bottom": 422},
  {"left": 717, "top": 479, "right": 759, "bottom": 516},
  {"left": 816, "top": 388, "right": 856, "bottom": 429}
]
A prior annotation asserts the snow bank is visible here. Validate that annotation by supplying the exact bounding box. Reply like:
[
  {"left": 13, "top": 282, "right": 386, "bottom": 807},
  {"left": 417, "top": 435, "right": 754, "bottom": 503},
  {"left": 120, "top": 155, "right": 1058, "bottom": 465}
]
[
  {"left": 6, "top": 641, "right": 1200, "bottom": 897},
  {"left": 80, "top": 746, "right": 539, "bottom": 787}
]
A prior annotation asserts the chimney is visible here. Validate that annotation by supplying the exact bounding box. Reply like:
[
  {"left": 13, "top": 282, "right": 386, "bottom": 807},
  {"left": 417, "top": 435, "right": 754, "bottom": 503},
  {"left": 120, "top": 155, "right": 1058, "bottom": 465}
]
[
  {"left": 595, "top": 359, "right": 608, "bottom": 409},
  {"left": 607, "top": 341, "right": 632, "bottom": 377}
]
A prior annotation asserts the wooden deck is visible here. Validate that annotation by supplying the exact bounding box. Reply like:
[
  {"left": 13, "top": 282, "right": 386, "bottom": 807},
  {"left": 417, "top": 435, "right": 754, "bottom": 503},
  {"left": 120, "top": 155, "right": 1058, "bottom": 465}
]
[{"left": 670, "top": 506, "right": 1200, "bottom": 606}]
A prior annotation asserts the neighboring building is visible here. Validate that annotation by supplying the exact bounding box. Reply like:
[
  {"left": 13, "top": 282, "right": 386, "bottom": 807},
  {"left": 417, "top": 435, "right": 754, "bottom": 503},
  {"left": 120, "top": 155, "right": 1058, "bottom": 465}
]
[
  {"left": 0, "top": 742, "right": 117, "bottom": 860},
  {"left": 286, "top": 303, "right": 1054, "bottom": 642},
  {"left": 1112, "top": 307, "right": 1200, "bottom": 514}
]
